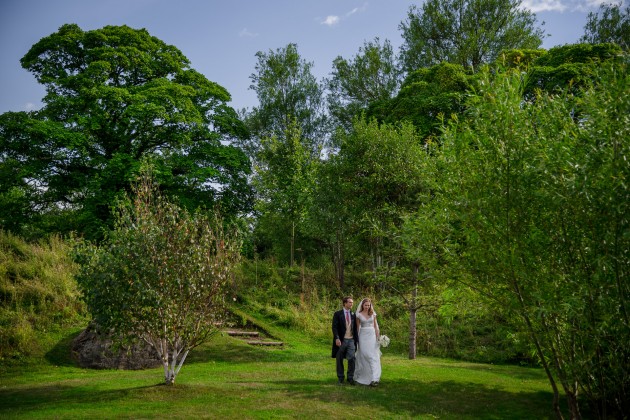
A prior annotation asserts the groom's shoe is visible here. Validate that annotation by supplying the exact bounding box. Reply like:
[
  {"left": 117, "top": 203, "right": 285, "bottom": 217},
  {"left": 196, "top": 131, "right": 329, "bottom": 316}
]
[
  {"left": 337, "top": 379, "right": 344, "bottom": 386},
  {"left": 347, "top": 379, "right": 356, "bottom": 385}
]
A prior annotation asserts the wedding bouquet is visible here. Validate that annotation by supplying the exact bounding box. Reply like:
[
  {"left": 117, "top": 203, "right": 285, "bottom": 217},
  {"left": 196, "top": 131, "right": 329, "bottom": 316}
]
[{"left": 378, "top": 335, "right": 390, "bottom": 348}]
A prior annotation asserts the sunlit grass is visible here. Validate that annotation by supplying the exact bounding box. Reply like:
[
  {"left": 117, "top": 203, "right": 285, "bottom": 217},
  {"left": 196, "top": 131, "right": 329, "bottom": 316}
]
[{"left": 0, "top": 321, "right": 560, "bottom": 419}]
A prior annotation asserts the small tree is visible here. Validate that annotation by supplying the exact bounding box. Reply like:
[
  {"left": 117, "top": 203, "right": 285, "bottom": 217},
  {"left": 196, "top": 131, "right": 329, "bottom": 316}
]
[{"left": 75, "top": 168, "right": 240, "bottom": 385}]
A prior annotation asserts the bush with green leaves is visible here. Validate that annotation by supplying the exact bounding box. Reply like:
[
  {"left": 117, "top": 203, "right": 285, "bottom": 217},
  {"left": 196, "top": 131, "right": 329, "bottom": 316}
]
[
  {"left": 438, "top": 62, "right": 629, "bottom": 419},
  {"left": 74, "top": 170, "right": 241, "bottom": 385}
]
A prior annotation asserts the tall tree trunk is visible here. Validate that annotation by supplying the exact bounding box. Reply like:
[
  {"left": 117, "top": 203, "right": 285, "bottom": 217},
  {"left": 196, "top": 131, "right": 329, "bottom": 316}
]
[
  {"left": 331, "top": 229, "right": 345, "bottom": 290},
  {"left": 409, "top": 264, "right": 419, "bottom": 359},
  {"left": 409, "top": 304, "right": 417, "bottom": 360},
  {"left": 337, "top": 229, "right": 345, "bottom": 290},
  {"left": 290, "top": 221, "right": 295, "bottom": 267}
]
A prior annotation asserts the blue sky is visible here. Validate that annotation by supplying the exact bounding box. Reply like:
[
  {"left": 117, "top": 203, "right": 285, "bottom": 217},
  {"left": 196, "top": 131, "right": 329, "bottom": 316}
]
[{"left": 0, "top": 0, "right": 612, "bottom": 114}]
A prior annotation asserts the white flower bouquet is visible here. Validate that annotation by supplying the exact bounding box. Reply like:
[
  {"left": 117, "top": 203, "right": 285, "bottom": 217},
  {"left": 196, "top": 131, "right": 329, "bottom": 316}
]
[{"left": 378, "top": 335, "right": 390, "bottom": 348}]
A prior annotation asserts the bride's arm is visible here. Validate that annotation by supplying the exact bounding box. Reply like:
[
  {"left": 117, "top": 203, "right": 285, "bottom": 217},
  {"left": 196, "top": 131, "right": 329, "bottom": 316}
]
[{"left": 374, "top": 315, "right": 380, "bottom": 339}]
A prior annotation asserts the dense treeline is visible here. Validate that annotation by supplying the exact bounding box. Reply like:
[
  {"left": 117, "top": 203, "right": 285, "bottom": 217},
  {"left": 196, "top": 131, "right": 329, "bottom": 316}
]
[{"left": 1, "top": 1, "right": 628, "bottom": 418}]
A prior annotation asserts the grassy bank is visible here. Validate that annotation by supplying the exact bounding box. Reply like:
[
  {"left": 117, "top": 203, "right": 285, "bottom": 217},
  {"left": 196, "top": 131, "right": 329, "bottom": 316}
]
[
  {"left": 0, "top": 231, "right": 86, "bottom": 360},
  {"left": 0, "top": 321, "right": 560, "bottom": 419}
]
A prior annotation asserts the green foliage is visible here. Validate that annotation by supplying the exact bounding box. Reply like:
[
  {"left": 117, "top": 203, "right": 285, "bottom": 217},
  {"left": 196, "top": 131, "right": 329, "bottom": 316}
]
[
  {"left": 246, "top": 43, "right": 327, "bottom": 158},
  {"left": 308, "top": 119, "right": 430, "bottom": 292},
  {"left": 495, "top": 48, "right": 547, "bottom": 68},
  {"left": 439, "top": 63, "right": 629, "bottom": 418},
  {"left": 0, "top": 24, "right": 251, "bottom": 239},
  {"left": 369, "top": 62, "right": 473, "bottom": 139},
  {"left": 246, "top": 44, "right": 329, "bottom": 266},
  {"left": 399, "top": 0, "right": 544, "bottom": 72},
  {"left": 581, "top": 2, "right": 630, "bottom": 50},
  {"left": 0, "top": 231, "right": 86, "bottom": 360},
  {"left": 533, "top": 42, "right": 621, "bottom": 67},
  {"left": 252, "top": 120, "right": 320, "bottom": 265},
  {"left": 329, "top": 118, "right": 427, "bottom": 240},
  {"left": 520, "top": 43, "right": 624, "bottom": 98},
  {"left": 326, "top": 38, "right": 401, "bottom": 133},
  {"left": 235, "top": 257, "right": 523, "bottom": 363},
  {"left": 74, "top": 168, "right": 241, "bottom": 384}
]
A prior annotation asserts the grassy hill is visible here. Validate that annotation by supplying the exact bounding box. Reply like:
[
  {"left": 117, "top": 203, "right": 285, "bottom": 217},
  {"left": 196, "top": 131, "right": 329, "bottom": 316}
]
[{"left": 0, "top": 231, "right": 86, "bottom": 361}]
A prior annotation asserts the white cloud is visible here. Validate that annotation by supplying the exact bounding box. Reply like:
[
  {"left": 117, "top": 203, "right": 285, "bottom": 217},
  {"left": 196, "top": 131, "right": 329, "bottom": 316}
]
[
  {"left": 321, "top": 15, "right": 340, "bottom": 26},
  {"left": 581, "top": 0, "right": 623, "bottom": 10},
  {"left": 24, "top": 102, "right": 36, "bottom": 111},
  {"left": 321, "top": 3, "right": 367, "bottom": 27},
  {"left": 520, "top": 0, "right": 567, "bottom": 13},
  {"left": 570, "top": 0, "right": 612, "bottom": 12},
  {"left": 239, "top": 28, "right": 259, "bottom": 38},
  {"left": 346, "top": 2, "right": 368, "bottom": 17},
  {"left": 521, "top": 0, "right": 620, "bottom": 13}
]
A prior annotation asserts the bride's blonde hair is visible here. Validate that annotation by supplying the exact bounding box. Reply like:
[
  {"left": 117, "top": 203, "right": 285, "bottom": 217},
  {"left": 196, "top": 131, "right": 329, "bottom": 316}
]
[{"left": 360, "top": 298, "right": 374, "bottom": 316}]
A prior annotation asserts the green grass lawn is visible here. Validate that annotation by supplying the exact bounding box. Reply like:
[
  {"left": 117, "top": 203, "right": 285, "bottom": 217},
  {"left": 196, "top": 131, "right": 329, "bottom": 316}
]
[{"left": 0, "top": 324, "right": 560, "bottom": 419}]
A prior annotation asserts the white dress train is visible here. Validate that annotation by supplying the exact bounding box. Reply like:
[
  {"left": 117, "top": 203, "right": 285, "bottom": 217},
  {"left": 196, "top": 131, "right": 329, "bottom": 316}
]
[{"left": 354, "top": 312, "right": 381, "bottom": 385}]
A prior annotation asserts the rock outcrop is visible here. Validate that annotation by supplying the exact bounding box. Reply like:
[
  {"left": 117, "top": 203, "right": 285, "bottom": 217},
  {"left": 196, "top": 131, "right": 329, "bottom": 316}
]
[{"left": 71, "top": 324, "right": 161, "bottom": 370}]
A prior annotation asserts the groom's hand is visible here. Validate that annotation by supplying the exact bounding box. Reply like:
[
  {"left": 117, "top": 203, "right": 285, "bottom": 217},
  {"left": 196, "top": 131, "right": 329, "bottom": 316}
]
[{"left": 335, "top": 339, "right": 341, "bottom": 346}]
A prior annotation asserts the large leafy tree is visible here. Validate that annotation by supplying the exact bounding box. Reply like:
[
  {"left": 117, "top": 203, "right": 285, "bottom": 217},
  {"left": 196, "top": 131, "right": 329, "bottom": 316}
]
[
  {"left": 311, "top": 119, "right": 427, "bottom": 289},
  {"left": 368, "top": 62, "right": 473, "bottom": 140},
  {"left": 0, "top": 24, "right": 251, "bottom": 239},
  {"left": 399, "top": 0, "right": 544, "bottom": 73},
  {"left": 246, "top": 43, "right": 327, "bottom": 159},
  {"left": 75, "top": 168, "right": 240, "bottom": 385},
  {"left": 253, "top": 121, "right": 318, "bottom": 266},
  {"left": 245, "top": 44, "right": 327, "bottom": 263},
  {"left": 581, "top": 1, "right": 629, "bottom": 50},
  {"left": 326, "top": 38, "right": 401, "bottom": 133},
  {"left": 521, "top": 43, "right": 623, "bottom": 97}
]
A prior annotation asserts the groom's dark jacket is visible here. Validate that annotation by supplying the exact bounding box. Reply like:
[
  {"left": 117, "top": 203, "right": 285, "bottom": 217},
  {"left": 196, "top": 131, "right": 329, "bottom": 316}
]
[{"left": 331, "top": 309, "right": 359, "bottom": 358}]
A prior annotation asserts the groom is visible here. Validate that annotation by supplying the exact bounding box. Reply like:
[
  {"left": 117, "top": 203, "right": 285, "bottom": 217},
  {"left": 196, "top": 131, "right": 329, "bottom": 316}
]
[{"left": 332, "top": 296, "right": 359, "bottom": 385}]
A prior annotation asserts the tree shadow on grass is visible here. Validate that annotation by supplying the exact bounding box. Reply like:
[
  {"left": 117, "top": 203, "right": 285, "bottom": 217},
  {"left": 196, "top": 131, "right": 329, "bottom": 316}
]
[
  {"left": 44, "top": 329, "right": 83, "bottom": 367},
  {"left": 0, "top": 380, "right": 233, "bottom": 418},
  {"left": 186, "top": 339, "right": 310, "bottom": 365},
  {"left": 451, "top": 362, "right": 550, "bottom": 381},
  {"left": 271, "top": 378, "right": 557, "bottom": 419},
  {"left": 0, "top": 383, "right": 157, "bottom": 416}
]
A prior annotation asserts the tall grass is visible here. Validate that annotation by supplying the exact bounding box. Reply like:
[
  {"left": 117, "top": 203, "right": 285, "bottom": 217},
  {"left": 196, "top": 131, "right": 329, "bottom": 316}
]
[
  {"left": 0, "top": 231, "right": 86, "bottom": 360},
  {"left": 236, "top": 258, "right": 531, "bottom": 363}
]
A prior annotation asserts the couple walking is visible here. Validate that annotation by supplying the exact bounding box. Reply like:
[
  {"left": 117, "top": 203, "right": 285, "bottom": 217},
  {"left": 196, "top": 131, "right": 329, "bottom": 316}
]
[{"left": 331, "top": 296, "right": 381, "bottom": 387}]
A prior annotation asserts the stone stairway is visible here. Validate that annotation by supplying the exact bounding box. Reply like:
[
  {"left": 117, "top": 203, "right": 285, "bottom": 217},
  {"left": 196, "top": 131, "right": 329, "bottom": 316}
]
[{"left": 224, "top": 329, "right": 284, "bottom": 348}]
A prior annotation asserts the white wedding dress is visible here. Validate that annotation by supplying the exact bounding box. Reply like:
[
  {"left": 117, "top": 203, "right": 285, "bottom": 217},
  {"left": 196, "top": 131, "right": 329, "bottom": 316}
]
[{"left": 354, "top": 312, "right": 381, "bottom": 385}]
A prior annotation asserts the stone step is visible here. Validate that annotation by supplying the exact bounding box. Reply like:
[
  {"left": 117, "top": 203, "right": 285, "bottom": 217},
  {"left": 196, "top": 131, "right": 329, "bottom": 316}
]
[
  {"left": 246, "top": 340, "right": 284, "bottom": 347},
  {"left": 225, "top": 330, "right": 260, "bottom": 337}
]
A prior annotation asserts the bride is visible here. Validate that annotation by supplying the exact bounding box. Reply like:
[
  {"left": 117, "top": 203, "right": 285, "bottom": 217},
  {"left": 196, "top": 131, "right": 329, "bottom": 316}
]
[{"left": 354, "top": 298, "right": 381, "bottom": 386}]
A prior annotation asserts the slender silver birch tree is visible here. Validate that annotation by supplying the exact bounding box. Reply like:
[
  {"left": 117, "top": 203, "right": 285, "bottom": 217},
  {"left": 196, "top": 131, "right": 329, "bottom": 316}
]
[{"left": 75, "top": 167, "right": 241, "bottom": 385}]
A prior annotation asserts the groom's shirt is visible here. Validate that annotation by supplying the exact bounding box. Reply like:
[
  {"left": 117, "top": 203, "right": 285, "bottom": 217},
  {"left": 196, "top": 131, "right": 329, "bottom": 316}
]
[{"left": 343, "top": 310, "right": 353, "bottom": 339}]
